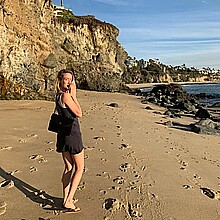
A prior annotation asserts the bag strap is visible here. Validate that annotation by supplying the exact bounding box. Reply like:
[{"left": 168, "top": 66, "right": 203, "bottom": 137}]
[{"left": 53, "top": 93, "right": 61, "bottom": 114}]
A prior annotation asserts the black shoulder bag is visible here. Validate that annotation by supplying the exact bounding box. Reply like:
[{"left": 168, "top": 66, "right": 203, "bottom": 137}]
[{"left": 48, "top": 95, "right": 74, "bottom": 135}]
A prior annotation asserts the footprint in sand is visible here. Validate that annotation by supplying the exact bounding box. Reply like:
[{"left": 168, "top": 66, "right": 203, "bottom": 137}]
[
  {"left": 200, "top": 187, "right": 220, "bottom": 200},
  {"left": 122, "top": 151, "right": 135, "bottom": 160},
  {"left": 183, "top": 184, "right": 193, "bottom": 189},
  {"left": 119, "top": 163, "right": 132, "bottom": 172},
  {"left": 127, "top": 202, "right": 142, "bottom": 218},
  {"left": 96, "top": 172, "right": 111, "bottom": 179},
  {"left": 94, "top": 136, "right": 105, "bottom": 141},
  {"left": 119, "top": 143, "right": 132, "bottom": 150},
  {"left": 85, "top": 146, "right": 95, "bottom": 151},
  {"left": 103, "top": 198, "right": 120, "bottom": 211},
  {"left": 19, "top": 139, "right": 27, "bottom": 143},
  {"left": 45, "top": 148, "right": 54, "bottom": 152},
  {"left": 141, "top": 166, "right": 146, "bottom": 171},
  {"left": 0, "top": 180, "right": 14, "bottom": 188},
  {"left": 116, "top": 125, "right": 121, "bottom": 130},
  {"left": 113, "top": 176, "right": 125, "bottom": 185},
  {"left": 117, "top": 132, "right": 122, "bottom": 137},
  {"left": 30, "top": 166, "right": 38, "bottom": 173},
  {"left": 99, "top": 149, "right": 106, "bottom": 153},
  {"left": 29, "top": 155, "right": 47, "bottom": 163},
  {"left": 83, "top": 167, "right": 89, "bottom": 173},
  {"left": 27, "top": 134, "right": 38, "bottom": 138},
  {"left": 84, "top": 155, "right": 89, "bottom": 160},
  {"left": 129, "top": 180, "right": 140, "bottom": 189},
  {"left": 99, "top": 189, "right": 107, "bottom": 195},
  {"left": 77, "top": 182, "right": 86, "bottom": 191},
  {"left": 193, "top": 174, "right": 201, "bottom": 179},
  {"left": 110, "top": 186, "right": 121, "bottom": 190},
  {"left": 0, "top": 207, "right": 6, "bottom": 216},
  {"left": 19, "top": 134, "right": 38, "bottom": 143},
  {"left": 148, "top": 192, "right": 159, "bottom": 201},
  {"left": 7, "top": 169, "right": 19, "bottom": 175},
  {"left": 0, "top": 146, "right": 12, "bottom": 151},
  {"left": 0, "top": 201, "right": 7, "bottom": 209},
  {"left": 0, "top": 201, "right": 6, "bottom": 216},
  {"left": 179, "top": 160, "right": 188, "bottom": 170},
  {"left": 101, "top": 158, "right": 107, "bottom": 164},
  {"left": 134, "top": 174, "right": 141, "bottom": 179}
]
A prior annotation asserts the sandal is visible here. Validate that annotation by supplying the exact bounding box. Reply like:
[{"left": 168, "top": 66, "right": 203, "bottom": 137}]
[{"left": 63, "top": 206, "right": 81, "bottom": 213}]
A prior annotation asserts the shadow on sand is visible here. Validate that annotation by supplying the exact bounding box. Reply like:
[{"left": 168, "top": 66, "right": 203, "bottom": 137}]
[
  {"left": 156, "top": 121, "right": 192, "bottom": 132},
  {"left": 0, "top": 167, "right": 63, "bottom": 211}
]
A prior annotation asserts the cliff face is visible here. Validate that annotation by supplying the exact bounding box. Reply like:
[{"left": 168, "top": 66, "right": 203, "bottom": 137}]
[{"left": 0, "top": 0, "right": 128, "bottom": 100}]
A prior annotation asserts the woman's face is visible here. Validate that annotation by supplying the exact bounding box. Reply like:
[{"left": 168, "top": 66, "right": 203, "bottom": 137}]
[{"left": 61, "top": 73, "right": 73, "bottom": 91}]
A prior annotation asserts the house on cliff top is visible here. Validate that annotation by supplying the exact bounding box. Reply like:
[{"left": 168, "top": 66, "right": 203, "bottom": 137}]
[{"left": 54, "top": 0, "right": 73, "bottom": 17}]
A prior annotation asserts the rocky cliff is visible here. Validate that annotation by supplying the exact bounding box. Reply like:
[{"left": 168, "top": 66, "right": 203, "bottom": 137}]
[{"left": 0, "top": 0, "right": 128, "bottom": 100}]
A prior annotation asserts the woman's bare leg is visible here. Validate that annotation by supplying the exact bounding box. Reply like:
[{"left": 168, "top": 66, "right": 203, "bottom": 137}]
[
  {"left": 61, "top": 152, "right": 74, "bottom": 204},
  {"left": 63, "top": 150, "right": 84, "bottom": 209}
]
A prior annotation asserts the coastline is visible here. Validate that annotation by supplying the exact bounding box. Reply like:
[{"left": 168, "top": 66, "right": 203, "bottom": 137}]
[
  {"left": 0, "top": 89, "right": 220, "bottom": 219},
  {"left": 127, "top": 81, "right": 220, "bottom": 89}
]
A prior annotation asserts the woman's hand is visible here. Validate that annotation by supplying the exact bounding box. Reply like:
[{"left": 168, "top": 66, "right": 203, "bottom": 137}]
[{"left": 69, "top": 82, "right": 76, "bottom": 98}]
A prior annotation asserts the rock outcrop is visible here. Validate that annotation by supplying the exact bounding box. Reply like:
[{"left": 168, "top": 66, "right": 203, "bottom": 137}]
[{"left": 0, "top": 0, "right": 128, "bottom": 100}]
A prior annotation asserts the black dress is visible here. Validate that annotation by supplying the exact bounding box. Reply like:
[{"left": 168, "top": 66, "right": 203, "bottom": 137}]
[{"left": 55, "top": 93, "right": 84, "bottom": 155}]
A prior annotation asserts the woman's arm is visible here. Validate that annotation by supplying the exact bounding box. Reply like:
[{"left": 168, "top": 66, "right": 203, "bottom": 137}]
[
  {"left": 62, "top": 92, "right": 82, "bottom": 118},
  {"left": 69, "top": 83, "right": 82, "bottom": 114}
]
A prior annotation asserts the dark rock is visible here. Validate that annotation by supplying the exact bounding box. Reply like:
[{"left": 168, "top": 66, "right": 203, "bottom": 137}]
[
  {"left": 148, "top": 84, "right": 198, "bottom": 113},
  {"left": 108, "top": 103, "right": 119, "bottom": 107},
  {"left": 164, "top": 121, "right": 173, "bottom": 127},
  {"left": 174, "top": 102, "right": 196, "bottom": 113},
  {"left": 141, "top": 99, "right": 149, "bottom": 104},
  {"left": 189, "top": 124, "right": 201, "bottom": 133},
  {"left": 145, "top": 106, "right": 153, "bottom": 110},
  {"left": 153, "top": 111, "right": 163, "bottom": 115},
  {"left": 170, "top": 114, "right": 181, "bottom": 118},
  {"left": 211, "top": 102, "right": 220, "bottom": 107},
  {"left": 42, "top": 53, "right": 57, "bottom": 69},
  {"left": 189, "top": 119, "right": 220, "bottom": 135},
  {"left": 195, "top": 119, "right": 217, "bottom": 129},
  {"left": 61, "top": 38, "right": 77, "bottom": 55},
  {"left": 195, "top": 107, "right": 211, "bottom": 119},
  {"left": 79, "top": 71, "right": 124, "bottom": 92},
  {"left": 147, "top": 97, "right": 157, "bottom": 103},
  {"left": 164, "top": 110, "right": 172, "bottom": 116}
]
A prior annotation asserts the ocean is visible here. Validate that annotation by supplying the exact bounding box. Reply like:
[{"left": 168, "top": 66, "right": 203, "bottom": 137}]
[{"left": 182, "top": 83, "right": 220, "bottom": 105}]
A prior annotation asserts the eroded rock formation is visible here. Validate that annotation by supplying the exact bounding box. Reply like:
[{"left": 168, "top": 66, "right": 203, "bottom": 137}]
[{"left": 0, "top": 0, "right": 128, "bottom": 100}]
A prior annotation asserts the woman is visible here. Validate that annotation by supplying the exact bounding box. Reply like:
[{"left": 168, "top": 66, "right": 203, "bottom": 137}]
[{"left": 55, "top": 69, "right": 84, "bottom": 213}]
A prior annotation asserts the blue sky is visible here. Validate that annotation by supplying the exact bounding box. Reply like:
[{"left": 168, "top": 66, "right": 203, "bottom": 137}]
[{"left": 53, "top": 0, "right": 220, "bottom": 69}]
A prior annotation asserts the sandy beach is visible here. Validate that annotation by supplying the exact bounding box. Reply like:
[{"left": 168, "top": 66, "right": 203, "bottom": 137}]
[{"left": 0, "top": 89, "right": 220, "bottom": 220}]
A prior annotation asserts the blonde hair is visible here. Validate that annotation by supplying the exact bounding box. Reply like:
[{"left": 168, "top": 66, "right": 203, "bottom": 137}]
[{"left": 55, "top": 69, "right": 74, "bottom": 94}]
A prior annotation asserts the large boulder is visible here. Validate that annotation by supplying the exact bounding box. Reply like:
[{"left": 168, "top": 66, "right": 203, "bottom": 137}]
[
  {"left": 195, "top": 107, "right": 211, "bottom": 119},
  {"left": 189, "top": 119, "right": 220, "bottom": 135}
]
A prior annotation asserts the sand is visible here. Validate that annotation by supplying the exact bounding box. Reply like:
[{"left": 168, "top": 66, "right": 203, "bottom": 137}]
[{"left": 0, "top": 90, "right": 220, "bottom": 220}]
